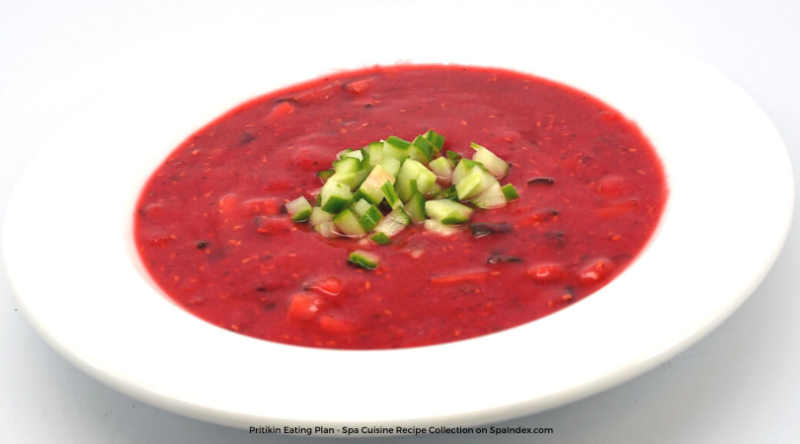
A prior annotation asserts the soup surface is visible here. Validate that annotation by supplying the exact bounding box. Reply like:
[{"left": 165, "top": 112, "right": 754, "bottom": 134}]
[{"left": 134, "top": 65, "right": 667, "bottom": 349}]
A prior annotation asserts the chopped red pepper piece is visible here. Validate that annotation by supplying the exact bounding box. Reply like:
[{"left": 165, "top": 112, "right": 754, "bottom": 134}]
[{"left": 287, "top": 293, "right": 324, "bottom": 321}]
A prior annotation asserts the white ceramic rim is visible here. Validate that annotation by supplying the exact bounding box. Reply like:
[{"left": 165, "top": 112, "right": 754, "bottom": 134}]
[{"left": 3, "top": 4, "right": 793, "bottom": 433}]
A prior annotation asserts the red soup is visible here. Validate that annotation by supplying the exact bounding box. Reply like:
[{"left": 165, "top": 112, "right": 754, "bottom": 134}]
[{"left": 135, "top": 65, "right": 667, "bottom": 349}]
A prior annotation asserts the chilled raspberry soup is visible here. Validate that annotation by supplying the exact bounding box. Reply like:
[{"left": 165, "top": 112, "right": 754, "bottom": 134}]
[{"left": 134, "top": 65, "right": 667, "bottom": 350}]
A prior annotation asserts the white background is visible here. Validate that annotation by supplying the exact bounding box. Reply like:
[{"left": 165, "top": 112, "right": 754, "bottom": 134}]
[{"left": 1, "top": 0, "right": 799, "bottom": 443}]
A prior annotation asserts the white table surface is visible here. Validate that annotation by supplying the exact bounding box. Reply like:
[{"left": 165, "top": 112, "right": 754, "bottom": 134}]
[{"left": 2, "top": 1, "right": 799, "bottom": 442}]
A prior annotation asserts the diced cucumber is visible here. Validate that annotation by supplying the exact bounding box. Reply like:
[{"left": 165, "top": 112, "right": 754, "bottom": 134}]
[
  {"left": 455, "top": 166, "right": 498, "bottom": 200},
  {"left": 436, "top": 185, "right": 459, "bottom": 201},
  {"left": 418, "top": 173, "right": 439, "bottom": 199},
  {"left": 352, "top": 198, "right": 372, "bottom": 216},
  {"left": 333, "top": 209, "right": 366, "bottom": 236},
  {"left": 370, "top": 232, "right": 392, "bottom": 245},
  {"left": 409, "top": 135, "right": 435, "bottom": 163},
  {"left": 472, "top": 182, "right": 507, "bottom": 209},
  {"left": 315, "top": 220, "right": 337, "bottom": 238},
  {"left": 335, "top": 148, "right": 353, "bottom": 159},
  {"left": 405, "top": 192, "right": 427, "bottom": 223},
  {"left": 348, "top": 250, "right": 380, "bottom": 270},
  {"left": 381, "top": 181, "right": 403, "bottom": 209},
  {"left": 396, "top": 159, "right": 437, "bottom": 202},
  {"left": 425, "top": 199, "right": 474, "bottom": 224},
  {"left": 356, "top": 164, "right": 394, "bottom": 205},
  {"left": 501, "top": 183, "right": 519, "bottom": 200},
  {"left": 358, "top": 204, "right": 383, "bottom": 232},
  {"left": 308, "top": 206, "right": 334, "bottom": 227},
  {"left": 429, "top": 157, "right": 453, "bottom": 181},
  {"left": 342, "top": 149, "right": 364, "bottom": 161},
  {"left": 320, "top": 180, "right": 354, "bottom": 213},
  {"left": 424, "top": 219, "right": 464, "bottom": 236},
  {"left": 451, "top": 158, "right": 486, "bottom": 185},
  {"left": 317, "top": 169, "right": 335, "bottom": 183},
  {"left": 445, "top": 150, "right": 463, "bottom": 167},
  {"left": 373, "top": 208, "right": 410, "bottom": 239},
  {"left": 383, "top": 136, "right": 411, "bottom": 161},
  {"left": 385, "top": 135, "right": 411, "bottom": 150},
  {"left": 359, "top": 149, "right": 372, "bottom": 171},
  {"left": 471, "top": 142, "right": 509, "bottom": 178},
  {"left": 328, "top": 171, "right": 367, "bottom": 190},
  {"left": 366, "top": 141, "right": 384, "bottom": 167},
  {"left": 286, "top": 196, "right": 312, "bottom": 222},
  {"left": 422, "top": 130, "right": 445, "bottom": 152},
  {"left": 333, "top": 157, "right": 361, "bottom": 174},
  {"left": 379, "top": 156, "right": 402, "bottom": 178}
]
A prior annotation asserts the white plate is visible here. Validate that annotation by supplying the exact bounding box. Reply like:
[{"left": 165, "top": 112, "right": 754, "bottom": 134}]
[{"left": 3, "top": 4, "right": 793, "bottom": 434}]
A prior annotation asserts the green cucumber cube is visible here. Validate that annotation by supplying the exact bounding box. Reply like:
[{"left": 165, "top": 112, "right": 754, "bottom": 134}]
[
  {"left": 348, "top": 250, "right": 380, "bottom": 269},
  {"left": 429, "top": 157, "right": 454, "bottom": 180},
  {"left": 455, "top": 166, "right": 498, "bottom": 201},
  {"left": 422, "top": 130, "right": 445, "bottom": 152},
  {"left": 320, "top": 180, "right": 354, "bottom": 213},
  {"left": 370, "top": 232, "right": 392, "bottom": 245},
  {"left": 286, "top": 196, "right": 313, "bottom": 222},
  {"left": 425, "top": 199, "right": 474, "bottom": 224},
  {"left": 471, "top": 143, "right": 509, "bottom": 178},
  {"left": 333, "top": 209, "right": 366, "bottom": 237},
  {"left": 472, "top": 182, "right": 507, "bottom": 209},
  {"left": 501, "top": 183, "right": 520, "bottom": 200},
  {"left": 308, "top": 206, "right": 334, "bottom": 227},
  {"left": 381, "top": 181, "right": 403, "bottom": 209}
]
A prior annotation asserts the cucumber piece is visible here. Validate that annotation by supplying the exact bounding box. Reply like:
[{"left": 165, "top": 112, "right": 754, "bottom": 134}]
[
  {"left": 333, "top": 156, "right": 361, "bottom": 174},
  {"left": 333, "top": 209, "right": 366, "bottom": 236},
  {"left": 374, "top": 208, "right": 411, "bottom": 238},
  {"left": 356, "top": 164, "right": 395, "bottom": 205},
  {"left": 436, "top": 185, "right": 459, "bottom": 201},
  {"left": 501, "top": 183, "right": 520, "bottom": 200},
  {"left": 422, "top": 130, "right": 445, "bottom": 152},
  {"left": 348, "top": 250, "right": 380, "bottom": 270},
  {"left": 335, "top": 148, "right": 353, "bottom": 159},
  {"left": 328, "top": 171, "right": 367, "bottom": 190},
  {"left": 429, "top": 157, "right": 453, "bottom": 181},
  {"left": 424, "top": 219, "right": 464, "bottom": 236},
  {"left": 379, "top": 156, "right": 402, "bottom": 178},
  {"left": 396, "top": 159, "right": 437, "bottom": 202},
  {"left": 385, "top": 135, "right": 412, "bottom": 150},
  {"left": 317, "top": 169, "right": 335, "bottom": 183},
  {"left": 381, "top": 181, "right": 403, "bottom": 209},
  {"left": 405, "top": 192, "right": 427, "bottom": 223},
  {"left": 383, "top": 136, "right": 411, "bottom": 161},
  {"left": 445, "top": 150, "right": 463, "bottom": 168},
  {"left": 425, "top": 199, "right": 474, "bottom": 224},
  {"left": 366, "top": 141, "right": 384, "bottom": 167},
  {"left": 342, "top": 149, "right": 364, "bottom": 161},
  {"left": 352, "top": 198, "right": 372, "bottom": 216},
  {"left": 409, "top": 135, "right": 435, "bottom": 163},
  {"left": 358, "top": 204, "right": 383, "bottom": 232},
  {"left": 472, "top": 182, "right": 507, "bottom": 209},
  {"left": 370, "top": 232, "right": 392, "bottom": 245},
  {"left": 471, "top": 142, "right": 509, "bottom": 178},
  {"left": 451, "top": 158, "right": 486, "bottom": 185},
  {"left": 455, "top": 166, "right": 498, "bottom": 200},
  {"left": 286, "top": 196, "right": 312, "bottom": 222},
  {"left": 314, "top": 220, "right": 337, "bottom": 238},
  {"left": 308, "top": 206, "right": 334, "bottom": 227},
  {"left": 416, "top": 169, "right": 439, "bottom": 198},
  {"left": 320, "top": 180, "right": 354, "bottom": 213},
  {"left": 359, "top": 149, "right": 372, "bottom": 171}
]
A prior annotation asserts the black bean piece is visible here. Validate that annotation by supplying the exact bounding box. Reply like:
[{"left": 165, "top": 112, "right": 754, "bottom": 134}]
[
  {"left": 527, "top": 177, "right": 555, "bottom": 185},
  {"left": 469, "top": 222, "right": 513, "bottom": 238}
]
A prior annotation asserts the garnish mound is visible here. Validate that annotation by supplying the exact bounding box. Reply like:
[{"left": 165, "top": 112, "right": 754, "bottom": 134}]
[{"left": 284, "top": 131, "right": 520, "bottom": 269}]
